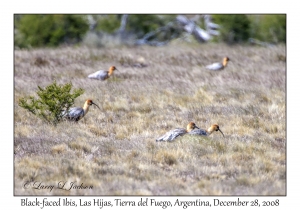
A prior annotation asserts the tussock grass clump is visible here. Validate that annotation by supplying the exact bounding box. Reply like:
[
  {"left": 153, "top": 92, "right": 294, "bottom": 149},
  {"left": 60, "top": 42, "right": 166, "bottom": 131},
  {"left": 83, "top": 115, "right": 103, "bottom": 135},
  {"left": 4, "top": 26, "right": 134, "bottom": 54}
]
[
  {"left": 14, "top": 43, "right": 285, "bottom": 195},
  {"left": 155, "top": 150, "right": 178, "bottom": 166},
  {"left": 68, "top": 140, "right": 92, "bottom": 153},
  {"left": 51, "top": 144, "right": 67, "bottom": 155}
]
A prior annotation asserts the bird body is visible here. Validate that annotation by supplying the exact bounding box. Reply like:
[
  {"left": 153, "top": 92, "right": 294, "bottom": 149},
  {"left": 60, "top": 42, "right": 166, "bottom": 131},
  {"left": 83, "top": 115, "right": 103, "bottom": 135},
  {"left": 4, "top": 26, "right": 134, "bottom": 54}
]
[
  {"left": 63, "top": 99, "right": 100, "bottom": 122},
  {"left": 156, "top": 122, "right": 199, "bottom": 142},
  {"left": 88, "top": 66, "right": 117, "bottom": 80},
  {"left": 64, "top": 107, "right": 85, "bottom": 122},
  {"left": 156, "top": 128, "right": 187, "bottom": 142},
  {"left": 188, "top": 128, "right": 208, "bottom": 136},
  {"left": 189, "top": 124, "right": 225, "bottom": 137},
  {"left": 206, "top": 57, "right": 230, "bottom": 71}
]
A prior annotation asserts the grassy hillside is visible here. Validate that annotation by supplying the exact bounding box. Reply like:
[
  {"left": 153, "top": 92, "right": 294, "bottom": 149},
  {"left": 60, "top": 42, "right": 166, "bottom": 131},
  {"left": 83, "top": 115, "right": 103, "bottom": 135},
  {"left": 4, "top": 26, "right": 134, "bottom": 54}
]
[{"left": 14, "top": 43, "right": 286, "bottom": 195}]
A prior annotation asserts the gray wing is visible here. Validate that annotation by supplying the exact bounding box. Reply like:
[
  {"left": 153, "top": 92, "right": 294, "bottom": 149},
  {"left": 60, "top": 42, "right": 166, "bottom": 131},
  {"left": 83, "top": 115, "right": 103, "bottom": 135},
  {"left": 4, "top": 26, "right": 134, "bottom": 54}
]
[
  {"left": 156, "top": 128, "right": 187, "bottom": 142},
  {"left": 189, "top": 128, "right": 208, "bottom": 136},
  {"left": 64, "top": 107, "right": 84, "bottom": 121},
  {"left": 206, "top": 62, "right": 223, "bottom": 70},
  {"left": 88, "top": 70, "right": 108, "bottom": 80}
]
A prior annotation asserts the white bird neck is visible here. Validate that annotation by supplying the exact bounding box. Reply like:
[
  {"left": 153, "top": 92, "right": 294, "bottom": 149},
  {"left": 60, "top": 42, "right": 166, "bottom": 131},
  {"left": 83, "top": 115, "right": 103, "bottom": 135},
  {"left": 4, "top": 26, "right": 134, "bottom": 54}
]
[
  {"left": 108, "top": 68, "right": 114, "bottom": 76},
  {"left": 206, "top": 126, "right": 216, "bottom": 135},
  {"left": 223, "top": 59, "right": 228, "bottom": 67},
  {"left": 82, "top": 102, "right": 90, "bottom": 115},
  {"left": 186, "top": 125, "right": 195, "bottom": 132}
]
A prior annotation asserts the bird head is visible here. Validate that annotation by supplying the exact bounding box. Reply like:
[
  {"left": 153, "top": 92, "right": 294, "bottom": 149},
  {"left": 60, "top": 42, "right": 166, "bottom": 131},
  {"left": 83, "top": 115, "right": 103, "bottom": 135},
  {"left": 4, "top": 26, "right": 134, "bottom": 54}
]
[
  {"left": 86, "top": 99, "right": 100, "bottom": 109},
  {"left": 187, "top": 122, "right": 199, "bottom": 132},
  {"left": 208, "top": 124, "right": 225, "bottom": 137},
  {"left": 108, "top": 66, "right": 117, "bottom": 75},
  {"left": 110, "top": 66, "right": 117, "bottom": 71},
  {"left": 222, "top": 57, "right": 230, "bottom": 67}
]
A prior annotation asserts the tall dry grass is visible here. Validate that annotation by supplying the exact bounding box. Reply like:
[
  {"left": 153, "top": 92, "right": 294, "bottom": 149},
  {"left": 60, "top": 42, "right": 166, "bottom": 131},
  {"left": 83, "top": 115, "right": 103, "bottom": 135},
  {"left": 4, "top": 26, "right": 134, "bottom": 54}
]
[{"left": 14, "top": 42, "right": 286, "bottom": 195}]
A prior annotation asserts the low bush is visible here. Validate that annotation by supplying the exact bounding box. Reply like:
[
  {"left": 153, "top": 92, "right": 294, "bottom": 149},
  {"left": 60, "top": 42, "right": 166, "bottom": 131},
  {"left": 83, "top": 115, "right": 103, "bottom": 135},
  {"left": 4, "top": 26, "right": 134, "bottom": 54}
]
[{"left": 18, "top": 81, "right": 84, "bottom": 125}]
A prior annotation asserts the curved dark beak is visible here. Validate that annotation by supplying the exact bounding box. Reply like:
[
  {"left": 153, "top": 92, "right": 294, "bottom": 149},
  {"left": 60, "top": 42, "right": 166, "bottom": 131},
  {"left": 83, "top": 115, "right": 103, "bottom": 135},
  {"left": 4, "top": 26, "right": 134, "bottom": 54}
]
[
  {"left": 218, "top": 129, "right": 225, "bottom": 138},
  {"left": 195, "top": 125, "right": 200, "bottom": 129},
  {"left": 92, "top": 102, "right": 101, "bottom": 110}
]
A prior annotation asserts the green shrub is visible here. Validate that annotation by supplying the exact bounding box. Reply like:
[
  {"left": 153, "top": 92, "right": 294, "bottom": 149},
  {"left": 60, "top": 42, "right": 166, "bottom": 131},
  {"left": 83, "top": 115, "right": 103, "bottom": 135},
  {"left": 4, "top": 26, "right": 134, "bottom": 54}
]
[
  {"left": 248, "top": 15, "right": 286, "bottom": 43},
  {"left": 15, "top": 14, "right": 89, "bottom": 48},
  {"left": 89, "top": 15, "right": 178, "bottom": 47},
  {"left": 127, "top": 15, "right": 176, "bottom": 38},
  {"left": 94, "top": 14, "right": 176, "bottom": 38},
  {"left": 18, "top": 81, "right": 84, "bottom": 125},
  {"left": 95, "top": 15, "right": 121, "bottom": 33},
  {"left": 212, "top": 14, "right": 251, "bottom": 44}
]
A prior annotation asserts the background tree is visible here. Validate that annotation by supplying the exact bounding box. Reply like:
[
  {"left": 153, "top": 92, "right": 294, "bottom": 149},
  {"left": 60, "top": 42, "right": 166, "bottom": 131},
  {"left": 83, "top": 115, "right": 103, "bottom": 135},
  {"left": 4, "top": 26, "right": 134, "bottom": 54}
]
[
  {"left": 212, "top": 14, "right": 251, "bottom": 44},
  {"left": 248, "top": 14, "right": 286, "bottom": 43},
  {"left": 14, "top": 14, "right": 286, "bottom": 48},
  {"left": 15, "top": 14, "right": 89, "bottom": 48}
]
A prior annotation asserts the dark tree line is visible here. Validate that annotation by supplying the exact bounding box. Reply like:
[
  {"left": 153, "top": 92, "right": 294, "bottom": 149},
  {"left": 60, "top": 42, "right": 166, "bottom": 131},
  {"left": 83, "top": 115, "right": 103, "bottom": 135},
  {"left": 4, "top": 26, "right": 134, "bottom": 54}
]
[{"left": 14, "top": 14, "right": 286, "bottom": 48}]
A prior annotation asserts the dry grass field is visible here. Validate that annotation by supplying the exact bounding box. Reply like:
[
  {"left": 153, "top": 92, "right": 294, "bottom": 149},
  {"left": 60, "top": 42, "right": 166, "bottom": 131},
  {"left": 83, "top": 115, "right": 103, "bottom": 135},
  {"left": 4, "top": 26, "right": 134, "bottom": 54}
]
[{"left": 14, "top": 42, "right": 286, "bottom": 195}]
